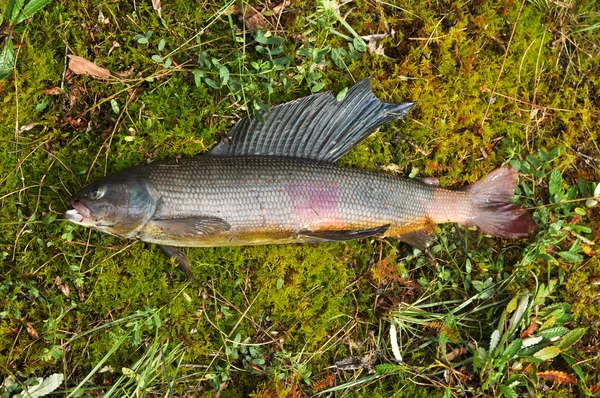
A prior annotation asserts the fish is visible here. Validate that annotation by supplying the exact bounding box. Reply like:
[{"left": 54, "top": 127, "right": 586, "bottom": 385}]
[{"left": 65, "top": 78, "right": 536, "bottom": 279}]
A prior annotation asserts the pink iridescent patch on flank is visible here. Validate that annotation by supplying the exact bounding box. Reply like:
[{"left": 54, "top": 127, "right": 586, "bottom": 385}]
[{"left": 285, "top": 183, "right": 340, "bottom": 225}]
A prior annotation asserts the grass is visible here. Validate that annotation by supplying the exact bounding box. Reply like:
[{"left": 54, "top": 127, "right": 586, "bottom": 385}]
[{"left": 1, "top": 0, "right": 599, "bottom": 396}]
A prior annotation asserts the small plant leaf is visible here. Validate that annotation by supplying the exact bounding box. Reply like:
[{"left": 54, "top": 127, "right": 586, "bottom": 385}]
[
  {"left": 9, "top": 0, "right": 26, "bottom": 23},
  {"left": 204, "top": 77, "right": 219, "bottom": 89},
  {"left": 533, "top": 346, "right": 561, "bottom": 361},
  {"left": 219, "top": 66, "right": 229, "bottom": 85},
  {"left": 500, "top": 339, "right": 522, "bottom": 362},
  {"left": 537, "top": 326, "right": 568, "bottom": 339},
  {"left": 499, "top": 384, "right": 518, "bottom": 398},
  {"left": 158, "top": 39, "right": 165, "bottom": 51},
  {"left": 389, "top": 323, "right": 402, "bottom": 363},
  {"left": 522, "top": 336, "right": 543, "bottom": 348},
  {"left": 375, "top": 363, "right": 403, "bottom": 374},
  {"left": 15, "top": 373, "right": 64, "bottom": 398},
  {"left": 506, "top": 294, "right": 519, "bottom": 313},
  {"left": 472, "top": 346, "right": 486, "bottom": 372},
  {"left": 489, "top": 329, "right": 500, "bottom": 353},
  {"left": 558, "top": 327, "right": 587, "bottom": 350},
  {"left": 110, "top": 99, "right": 119, "bottom": 114},
  {"left": 586, "top": 183, "right": 599, "bottom": 208},
  {"left": 549, "top": 169, "right": 562, "bottom": 197},
  {"left": 508, "top": 293, "right": 529, "bottom": 334},
  {"left": 539, "top": 316, "right": 556, "bottom": 331},
  {"left": 0, "top": 39, "right": 15, "bottom": 80},
  {"left": 13, "top": 0, "right": 50, "bottom": 24},
  {"left": 336, "top": 87, "right": 348, "bottom": 101},
  {"left": 557, "top": 251, "right": 583, "bottom": 263},
  {"left": 561, "top": 354, "right": 586, "bottom": 381}
]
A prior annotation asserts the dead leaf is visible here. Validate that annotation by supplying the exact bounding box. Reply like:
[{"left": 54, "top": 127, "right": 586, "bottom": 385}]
[
  {"left": 19, "top": 123, "right": 36, "bottom": 133},
  {"left": 520, "top": 319, "right": 538, "bottom": 338},
  {"left": 98, "top": 10, "right": 109, "bottom": 24},
  {"left": 271, "top": 0, "right": 289, "bottom": 14},
  {"left": 67, "top": 55, "right": 111, "bottom": 79},
  {"left": 26, "top": 322, "right": 39, "bottom": 339},
  {"left": 382, "top": 163, "right": 402, "bottom": 174},
  {"left": 152, "top": 0, "right": 162, "bottom": 18},
  {"left": 537, "top": 370, "right": 577, "bottom": 385},
  {"left": 243, "top": 7, "right": 268, "bottom": 31},
  {"left": 42, "top": 87, "right": 62, "bottom": 95},
  {"left": 113, "top": 66, "right": 134, "bottom": 79},
  {"left": 446, "top": 347, "right": 468, "bottom": 361},
  {"left": 230, "top": 1, "right": 289, "bottom": 31},
  {"left": 108, "top": 40, "right": 120, "bottom": 56},
  {"left": 55, "top": 276, "right": 71, "bottom": 297}
]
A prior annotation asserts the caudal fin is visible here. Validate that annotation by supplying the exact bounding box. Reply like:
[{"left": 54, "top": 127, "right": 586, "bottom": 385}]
[{"left": 466, "top": 166, "right": 536, "bottom": 238}]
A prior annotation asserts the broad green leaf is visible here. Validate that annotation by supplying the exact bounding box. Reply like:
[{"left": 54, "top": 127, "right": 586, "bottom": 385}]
[
  {"left": 13, "top": 0, "right": 50, "bottom": 24},
  {"left": 489, "top": 329, "right": 500, "bottom": 353},
  {"left": 539, "top": 316, "right": 556, "bottom": 331},
  {"left": 500, "top": 339, "right": 522, "bottom": 362},
  {"left": 158, "top": 39, "right": 165, "bottom": 51},
  {"left": 537, "top": 326, "right": 568, "bottom": 339},
  {"left": 557, "top": 251, "right": 583, "bottom": 263},
  {"left": 508, "top": 293, "right": 529, "bottom": 334},
  {"left": 548, "top": 169, "right": 562, "bottom": 196},
  {"left": 562, "top": 354, "right": 586, "bottom": 381},
  {"left": 219, "top": 66, "right": 229, "bottom": 85},
  {"left": 519, "top": 344, "right": 543, "bottom": 357},
  {"left": 500, "top": 384, "right": 518, "bottom": 398},
  {"left": 533, "top": 346, "right": 561, "bottom": 361},
  {"left": 9, "top": 0, "right": 25, "bottom": 23},
  {"left": 204, "top": 77, "right": 219, "bottom": 89},
  {"left": 472, "top": 346, "right": 486, "bottom": 372},
  {"left": 110, "top": 99, "right": 119, "bottom": 114},
  {"left": 0, "top": 39, "right": 15, "bottom": 80},
  {"left": 336, "top": 87, "right": 348, "bottom": 102},
  {"left": 522, "top": 336, "right": 543, "bottom": 348},
  {"left": 15, "top": 373, "right": 64, "bottom": 398},
  {"left": 506, "top": 293, "right": 519, "bottom": 313},
  {"left": 558, "top": 327, "right": 587, "bottom": 350}
]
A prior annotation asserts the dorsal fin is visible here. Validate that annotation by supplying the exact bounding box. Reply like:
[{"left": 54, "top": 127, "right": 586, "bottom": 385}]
[{"left": 208, "top": 78, "right": 415, "bottom": 162}]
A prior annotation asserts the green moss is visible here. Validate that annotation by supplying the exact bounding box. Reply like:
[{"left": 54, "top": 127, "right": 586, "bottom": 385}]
[{"left": 1, "top": 0, "right": 599, "bottom": 396}]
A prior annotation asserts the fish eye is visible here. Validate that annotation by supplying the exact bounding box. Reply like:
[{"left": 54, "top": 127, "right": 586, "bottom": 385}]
[{"left": 89, "top": 186, "right": 105, "bottom": 200}]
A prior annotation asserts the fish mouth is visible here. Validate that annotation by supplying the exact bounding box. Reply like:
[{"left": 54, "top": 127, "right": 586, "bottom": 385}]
[{"left": 65, "top": 200, "right": 92, "bottom": 225}]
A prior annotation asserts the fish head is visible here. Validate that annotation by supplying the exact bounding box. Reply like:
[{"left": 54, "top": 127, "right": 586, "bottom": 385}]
[{"left": 65, "top": 172, "right": 154, "bottom": 237}]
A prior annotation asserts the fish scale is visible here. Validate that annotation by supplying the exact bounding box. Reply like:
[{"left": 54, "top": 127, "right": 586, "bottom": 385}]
[{"left": 133, "top": 156, "right": 433, "bottom": 247}]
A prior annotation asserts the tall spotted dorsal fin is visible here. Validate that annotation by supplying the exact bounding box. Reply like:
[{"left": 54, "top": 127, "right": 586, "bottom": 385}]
[{"left": 208, "top": 78, "right": 415, "bottom": 162}]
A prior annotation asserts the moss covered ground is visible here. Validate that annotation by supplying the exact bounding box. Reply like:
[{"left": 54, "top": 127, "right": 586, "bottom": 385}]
[{"left": 0, "top": 0, "right": 599, "bottom": 396}]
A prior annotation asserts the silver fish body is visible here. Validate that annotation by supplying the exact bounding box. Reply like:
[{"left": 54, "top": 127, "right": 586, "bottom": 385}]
[
  {"left": 65, "top": 78, "right": 535, "bottom": 278},
  {"left": 116, "top": 156, "right": 435, "bottom": 247}
]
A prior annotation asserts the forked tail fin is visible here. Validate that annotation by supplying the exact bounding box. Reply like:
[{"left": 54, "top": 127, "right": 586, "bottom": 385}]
[{"left": 466, "top": 166, "right": 536, "bottom": 238}]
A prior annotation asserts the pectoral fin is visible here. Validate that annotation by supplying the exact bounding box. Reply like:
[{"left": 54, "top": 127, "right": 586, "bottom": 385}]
[
  {"left": 151, "top": 216, "right": 231, "bottom": 238},
  {"left": 158, "top": 244, "right": 195, "bottom": 281},
  {"left": 299, "top": 224, "right": 390, "bottom": 242}
]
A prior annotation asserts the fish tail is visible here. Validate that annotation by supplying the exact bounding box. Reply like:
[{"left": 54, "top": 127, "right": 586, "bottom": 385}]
[{"left": 465, "top": 166, "right": 536, "bottom": 238}]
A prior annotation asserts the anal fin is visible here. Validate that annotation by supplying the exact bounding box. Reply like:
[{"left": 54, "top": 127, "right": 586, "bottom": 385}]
[
  {"left": 299, "top": 224, "right": 390, "bottom": 242},
  {"left": 400, "top": 228, "right": 436, "bottom": 250}
]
